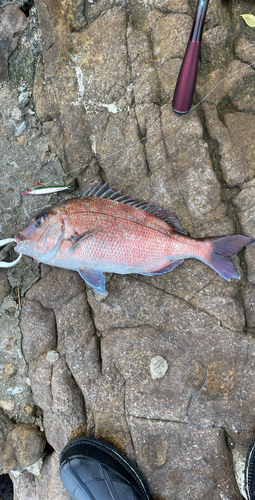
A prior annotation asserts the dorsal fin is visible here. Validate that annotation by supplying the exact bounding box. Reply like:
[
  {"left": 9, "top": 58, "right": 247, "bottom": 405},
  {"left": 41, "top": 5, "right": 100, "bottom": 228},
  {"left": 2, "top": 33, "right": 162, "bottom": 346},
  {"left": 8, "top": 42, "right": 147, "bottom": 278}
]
[{"left": 82, "top": 183, "right": 188, "bottom": 235}]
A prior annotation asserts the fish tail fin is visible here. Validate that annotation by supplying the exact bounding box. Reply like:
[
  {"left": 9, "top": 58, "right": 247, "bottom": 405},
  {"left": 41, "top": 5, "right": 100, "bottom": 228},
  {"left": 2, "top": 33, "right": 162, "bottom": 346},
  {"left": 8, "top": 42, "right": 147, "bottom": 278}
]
[{"left": 201, "top": 235, "right": 254, "bottom": 281}]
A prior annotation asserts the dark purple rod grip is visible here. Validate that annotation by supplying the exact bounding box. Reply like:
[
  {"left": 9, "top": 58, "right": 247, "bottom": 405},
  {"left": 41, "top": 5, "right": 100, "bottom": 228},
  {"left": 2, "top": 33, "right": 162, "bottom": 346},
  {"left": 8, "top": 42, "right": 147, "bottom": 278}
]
[
  {"left": 172, "top": 0, "right": 210, "bottom": 114},
  {"left": 172, "top": 40, "right": 201, "bottom": 114}
]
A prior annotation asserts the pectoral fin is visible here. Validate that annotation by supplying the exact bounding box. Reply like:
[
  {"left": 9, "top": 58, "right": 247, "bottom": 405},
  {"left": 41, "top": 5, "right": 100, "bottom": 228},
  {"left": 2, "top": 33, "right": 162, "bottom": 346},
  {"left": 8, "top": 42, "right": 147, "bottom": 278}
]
[
  {"left": 69, "top": 229, "right": 101, "bottom": 252},
  {"left": 78, "top": 269, "right": 106, "bottom": 294},
  {"left": 139, "top": 260, "right": 184, "bottom": 276}
]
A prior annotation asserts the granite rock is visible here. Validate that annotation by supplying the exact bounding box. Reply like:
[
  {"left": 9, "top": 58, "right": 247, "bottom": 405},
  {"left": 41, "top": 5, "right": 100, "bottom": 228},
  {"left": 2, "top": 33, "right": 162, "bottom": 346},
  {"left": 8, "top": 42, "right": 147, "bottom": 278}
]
[
  {"left": 0, "top": 409, "right": 46, "bottom": 474},
  {"left": 29, "top": 355, "right": 86, "bottom": 453},
  {"left": 129, "top": 418, "right": 241, "bottom": 500},
  {"left": 0, "top": 5, "right": 28, "bottom": 82},
  {"left": 10, "top": 451, "right": 72, "bottom": 500},
  {"left": 26, "top": 268, "right": 86, "bottom": 309},
  {"left": 233, "top": 181, "right": 255, "bottom": 287},
  {"left": 20, "top": 298, "right": 57, "bottom": 362},
  {"left": 198, "top": 61, "right": 255, "bottom": 188},
  {"left": 23, "top": 269, "right": 91, "bottom": 452},
  {"left": 0, "top": 294, "right": 35, "bottom": 424},
  {"left": 0, "top": 269, "right": 11, "bottom": 306},
  {"left": 8, "top": 5, "right": 43, "bottom": 86},
  {"left": 0, "top": 80, "right": 76, "bottom": 429}
]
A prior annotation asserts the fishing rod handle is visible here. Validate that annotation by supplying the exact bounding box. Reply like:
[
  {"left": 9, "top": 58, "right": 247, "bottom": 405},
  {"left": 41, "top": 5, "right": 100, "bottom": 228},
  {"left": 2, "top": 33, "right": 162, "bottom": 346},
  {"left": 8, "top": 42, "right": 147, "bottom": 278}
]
[
  {"left": 172, "top": 0, "right": 210, "bottom": 114},
  {"left": 172, "top": 40, "right": 201, "bottom": 114}
]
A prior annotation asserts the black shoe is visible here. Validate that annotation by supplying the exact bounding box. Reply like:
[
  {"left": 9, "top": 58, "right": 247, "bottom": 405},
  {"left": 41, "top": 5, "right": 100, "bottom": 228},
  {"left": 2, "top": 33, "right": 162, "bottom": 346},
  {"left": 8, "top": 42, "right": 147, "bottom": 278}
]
[
  {"left": 245, "top": 438, "right": 255, "bottom": 500},
  {"left": 59, "top": 437, "right": 153, "bottom": 500}
]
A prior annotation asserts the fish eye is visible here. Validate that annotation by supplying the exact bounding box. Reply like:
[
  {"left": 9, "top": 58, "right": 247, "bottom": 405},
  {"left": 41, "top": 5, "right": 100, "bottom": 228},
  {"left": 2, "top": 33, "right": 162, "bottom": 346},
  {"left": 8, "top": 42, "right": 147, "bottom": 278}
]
[{"left": 34, "top": 214, "right": 46, "bottom": 227}]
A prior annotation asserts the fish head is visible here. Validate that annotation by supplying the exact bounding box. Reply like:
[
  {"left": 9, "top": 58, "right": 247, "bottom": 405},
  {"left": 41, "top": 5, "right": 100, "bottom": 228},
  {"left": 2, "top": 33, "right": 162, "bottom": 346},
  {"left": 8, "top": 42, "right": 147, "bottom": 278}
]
[{"left": 15, "top": 207, "right": 64, "bottom": 262}]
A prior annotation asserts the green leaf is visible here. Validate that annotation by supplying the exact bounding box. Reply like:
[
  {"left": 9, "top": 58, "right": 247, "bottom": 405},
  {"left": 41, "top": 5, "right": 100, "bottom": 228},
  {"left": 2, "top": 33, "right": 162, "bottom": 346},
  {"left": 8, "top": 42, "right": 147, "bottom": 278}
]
[{"left": 240, "top": 14, "right": 255, "bottom": 27}]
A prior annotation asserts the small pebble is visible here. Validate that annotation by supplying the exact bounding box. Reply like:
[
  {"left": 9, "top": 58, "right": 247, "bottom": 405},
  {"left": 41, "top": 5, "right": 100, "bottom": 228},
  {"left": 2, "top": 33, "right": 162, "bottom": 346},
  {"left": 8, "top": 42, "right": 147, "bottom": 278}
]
[
  {"left": 8, "top": 386, "right": 23, "bottom": 395},
  {"left": 18, "top": 92, "right": 30, "bottom": 107},
  {"left": 11, "top": 107, "right": 22, "bottom": 121},
  {"left": 17, "top": 135, "right": 26, "bottom": 147},
  {"left": 15, "top": 121, "right": 26, "bottom": 137},
  {"left": 0, "top": 400, "right": 15, "bottom": 411},
  {"left": 2, "top": 363, "right": 17, "bottom": 381},
  {"left": 24, "top": 403, "right": 36, "bottom": 416},
  {"left": 46, "top": 350, "right": 60, "bottom": 363},
  {"left": 150, "top": 355, "right": 168, "bottom": 380}
]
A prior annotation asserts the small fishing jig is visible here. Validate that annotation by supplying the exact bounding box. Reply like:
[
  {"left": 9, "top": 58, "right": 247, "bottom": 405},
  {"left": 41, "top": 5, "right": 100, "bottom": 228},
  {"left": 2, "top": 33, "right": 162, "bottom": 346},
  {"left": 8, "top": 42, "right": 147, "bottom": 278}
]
[
  {"left": 21, "top": 182, "right": 71, "bottom": 195},
  {"left": 0, "top": 238, "right": 22, "bottom": 268}
]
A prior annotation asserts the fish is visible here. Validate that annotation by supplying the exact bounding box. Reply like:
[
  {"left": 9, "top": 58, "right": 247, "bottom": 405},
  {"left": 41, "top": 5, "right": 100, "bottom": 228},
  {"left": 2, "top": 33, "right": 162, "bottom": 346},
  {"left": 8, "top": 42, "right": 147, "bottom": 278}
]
[{"left": 15, "top": 183, "right": 254, "bottom": 294}]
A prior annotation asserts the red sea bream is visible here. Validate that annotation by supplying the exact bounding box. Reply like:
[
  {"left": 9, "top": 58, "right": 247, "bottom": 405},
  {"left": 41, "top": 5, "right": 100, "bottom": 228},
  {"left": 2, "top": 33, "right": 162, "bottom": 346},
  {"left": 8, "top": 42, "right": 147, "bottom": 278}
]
[{"left": 15, "top": 183, "right": 254, "bottom": 294}]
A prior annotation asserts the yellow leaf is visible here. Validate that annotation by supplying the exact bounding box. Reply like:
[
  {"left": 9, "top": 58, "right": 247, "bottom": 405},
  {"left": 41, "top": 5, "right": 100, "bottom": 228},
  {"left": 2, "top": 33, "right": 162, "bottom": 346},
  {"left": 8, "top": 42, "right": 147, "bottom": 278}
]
[{"left": 240, "top": 14, "right": 255, "bottom": 27}]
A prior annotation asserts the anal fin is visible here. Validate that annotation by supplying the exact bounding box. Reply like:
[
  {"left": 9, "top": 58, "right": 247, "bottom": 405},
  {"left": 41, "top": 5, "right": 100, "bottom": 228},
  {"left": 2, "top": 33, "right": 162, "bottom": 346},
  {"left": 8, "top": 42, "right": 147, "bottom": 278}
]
[
  {"left": 78, "top": 269, "right": 106, "bottom": 294},
  {"left": 139, "top": 260, "right": 184, "bottom": 276}
]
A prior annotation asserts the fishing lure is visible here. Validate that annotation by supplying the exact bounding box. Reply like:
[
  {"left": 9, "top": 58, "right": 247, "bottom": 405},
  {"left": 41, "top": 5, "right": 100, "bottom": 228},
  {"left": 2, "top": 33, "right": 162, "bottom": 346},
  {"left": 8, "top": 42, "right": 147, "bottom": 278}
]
[{"left": 21, "top": 183, "right": 71, "bottom": 195}]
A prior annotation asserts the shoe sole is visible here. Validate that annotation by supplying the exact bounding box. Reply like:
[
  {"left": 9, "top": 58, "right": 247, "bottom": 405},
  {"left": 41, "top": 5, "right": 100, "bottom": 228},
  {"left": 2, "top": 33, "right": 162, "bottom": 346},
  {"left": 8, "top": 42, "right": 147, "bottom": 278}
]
[
  {"left": 59, "top": 436, "right": 153, "bottom": 500},
  {"left": 245, "top": 438, "right": 255, "bottom": 500}
]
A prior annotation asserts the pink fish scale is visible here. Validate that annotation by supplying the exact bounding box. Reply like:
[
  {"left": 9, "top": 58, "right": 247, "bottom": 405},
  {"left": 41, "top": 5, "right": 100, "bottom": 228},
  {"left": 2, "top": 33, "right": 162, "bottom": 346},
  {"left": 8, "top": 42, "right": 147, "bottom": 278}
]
[{"left": 65, "top": 209, "right": 171, "bottom": 273}]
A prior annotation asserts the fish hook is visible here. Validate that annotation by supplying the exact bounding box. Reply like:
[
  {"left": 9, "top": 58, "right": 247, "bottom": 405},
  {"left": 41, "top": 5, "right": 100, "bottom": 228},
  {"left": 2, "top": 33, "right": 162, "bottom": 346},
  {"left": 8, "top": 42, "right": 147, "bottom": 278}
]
[{"left": 0, "top": 238, "right": 22, "bottom": 268}]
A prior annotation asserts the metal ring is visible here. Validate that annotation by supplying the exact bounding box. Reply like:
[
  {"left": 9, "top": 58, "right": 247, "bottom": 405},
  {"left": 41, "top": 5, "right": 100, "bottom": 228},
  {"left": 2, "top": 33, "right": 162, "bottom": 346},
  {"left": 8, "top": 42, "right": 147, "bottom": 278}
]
[{"left": 0, "top": 238, "right": 22, "bottom": 268}]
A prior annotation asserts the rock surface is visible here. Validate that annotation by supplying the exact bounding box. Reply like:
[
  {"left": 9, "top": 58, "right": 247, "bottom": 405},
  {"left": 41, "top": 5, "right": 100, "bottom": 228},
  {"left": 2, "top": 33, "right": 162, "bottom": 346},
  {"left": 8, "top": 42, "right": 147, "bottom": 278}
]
[
  {"left": 0, "top": 0, "right": 255, "bottom": 499},
  {"left": 10, "top": 452, "right": 72, "bottom": 500},
  {"left": 0, "top": 409, "right": 45, "bottom": 474},
  {"left": 0, "top": 5, "right": 28, "bottom": 82},
  {"left": 8, "top": 4, "right": 43, "bottom": 86}
]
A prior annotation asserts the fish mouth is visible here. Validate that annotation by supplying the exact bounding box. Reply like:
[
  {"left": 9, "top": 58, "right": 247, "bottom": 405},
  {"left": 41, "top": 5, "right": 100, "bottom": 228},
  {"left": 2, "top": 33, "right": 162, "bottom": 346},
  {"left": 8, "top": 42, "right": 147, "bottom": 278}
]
[
  {"left": 16, "top": 232, "right": 27, "bottom": 242},
  {"left": 15, "top": 232, "right": 30, "bottom": 254}
]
